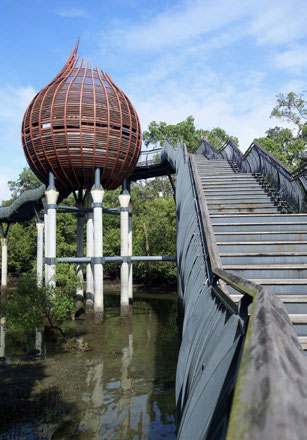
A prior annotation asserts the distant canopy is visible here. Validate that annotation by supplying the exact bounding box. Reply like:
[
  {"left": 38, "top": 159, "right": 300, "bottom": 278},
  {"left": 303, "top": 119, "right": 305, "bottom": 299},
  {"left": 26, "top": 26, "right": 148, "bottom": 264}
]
[{"left": 21, "top": 41, "right": 142, "bottom": 191}]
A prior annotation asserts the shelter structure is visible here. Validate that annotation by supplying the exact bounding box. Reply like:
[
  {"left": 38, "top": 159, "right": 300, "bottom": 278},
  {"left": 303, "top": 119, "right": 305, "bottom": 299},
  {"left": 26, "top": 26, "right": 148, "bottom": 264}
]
[{"left": 20, "top": 41, "right": 142, "bottom": 322}]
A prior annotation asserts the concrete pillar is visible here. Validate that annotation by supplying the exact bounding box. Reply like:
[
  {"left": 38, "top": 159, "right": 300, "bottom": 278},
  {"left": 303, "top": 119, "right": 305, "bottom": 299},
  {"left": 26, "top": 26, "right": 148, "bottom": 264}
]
[
  {"left": 128, "top": 202, "right": 133, "bottom": 300},
  {"left": 45, "top": 179, "right": 59, "bottom": 288},
  {"left": 76, "top": 211, "right": 85, "bottom": 308},
  {"left": 0, "top": 317, "right": 5, "bottom": 359},
  {"left": 86, "top": 195, "right": 94, "bottom": 317},
  {"left": 1, "top": 238, "right": 8, "bottom": 297},
  {"left": 44, "top": 211, "right": 48, "bottom": 285},
  {"left": 119, "top": 188, "right": 130, "bottom": 316},
  {"left": 35, "top": 330, "right": 43, "bottom": 355},
  {"left": 91, "top": 176, "right": 104, "bottom": 325},
  {"left": 36, "top": 222, "right": 44, "bottom": 287}
]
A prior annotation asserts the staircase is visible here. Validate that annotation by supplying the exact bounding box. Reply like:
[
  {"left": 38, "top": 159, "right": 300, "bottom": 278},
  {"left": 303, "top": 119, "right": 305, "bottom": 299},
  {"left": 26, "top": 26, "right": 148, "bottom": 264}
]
[{"left": 195, "top": 156, "right": 307, "bottom": 350}]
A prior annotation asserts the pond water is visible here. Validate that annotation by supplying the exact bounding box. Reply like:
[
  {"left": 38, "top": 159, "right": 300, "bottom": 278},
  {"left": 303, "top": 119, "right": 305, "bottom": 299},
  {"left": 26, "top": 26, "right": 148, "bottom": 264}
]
[{"left": 0, "top": 289, "right": 179, "bottom": 439}]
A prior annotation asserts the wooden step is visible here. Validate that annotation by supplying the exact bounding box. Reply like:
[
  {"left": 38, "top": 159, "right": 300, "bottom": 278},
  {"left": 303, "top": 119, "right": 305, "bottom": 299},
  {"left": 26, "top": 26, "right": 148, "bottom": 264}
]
[
  {"left": 289, "top": 314, "right": 307, "bottom": 324},
  {"left": 298, "top": 336, "right": 307, "bottom": 350},
  {"left": 224, "top": 264, "right": 307, "bottom": 270},
  {"left": 230, "top": 295, "right": 307, "bottom": 303}
]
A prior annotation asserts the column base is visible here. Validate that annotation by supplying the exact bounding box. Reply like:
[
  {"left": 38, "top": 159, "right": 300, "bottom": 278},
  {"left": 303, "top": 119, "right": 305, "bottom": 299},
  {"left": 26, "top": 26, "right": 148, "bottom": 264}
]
[
  {"left": 86, "top": 300, "right": 94, "bottom": 321},
  {"left": 120, "top": 304, "right": 132, "bottom": 318},
  {"left": 94, "top": 310, "right": 104, "bottom": 325},
  {"left": 75, "top": 295, "right": 85, "bottom": 318}
]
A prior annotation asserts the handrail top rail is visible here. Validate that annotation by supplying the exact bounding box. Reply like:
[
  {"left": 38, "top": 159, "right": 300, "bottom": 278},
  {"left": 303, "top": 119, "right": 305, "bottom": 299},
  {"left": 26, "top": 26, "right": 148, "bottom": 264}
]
[{"left": 199, "top": 137, "right": 306, "bottom": 180}]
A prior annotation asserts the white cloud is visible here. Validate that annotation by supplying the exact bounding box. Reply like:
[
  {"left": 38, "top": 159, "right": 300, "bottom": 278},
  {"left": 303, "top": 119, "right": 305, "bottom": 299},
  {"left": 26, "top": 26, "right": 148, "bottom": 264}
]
[
  {"left": 0, "top": 85, "right": 35, "bottom": 202},
  {"left": 102, "top": 0, "right": 246, "bottom": 53},
  {"left": 102, "top": 0, "right": 307, "bottom": 54},
  {"left": 132, "top": 72, "right": 277, "bottom": 151},
  {"left": 274, "top": 45, "right": 307, "bottom": 73},
  {"left": 101, "top": 0, "right": 306, "bottom": 153},
  {"left": 249, "top": 0, "right": 307, "bottom": 45},
  {"left": 55, "top": 8, "right": 88, "bottom": 18},
  {"left": 0, "top": 171, "right": 13, "bottom": 203}
]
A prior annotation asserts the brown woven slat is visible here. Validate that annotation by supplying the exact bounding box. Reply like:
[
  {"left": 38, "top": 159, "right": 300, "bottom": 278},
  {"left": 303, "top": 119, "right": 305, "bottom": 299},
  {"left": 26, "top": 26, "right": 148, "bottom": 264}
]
[{"left": 21, "top": 42, "right": 142, "bottom": 191}]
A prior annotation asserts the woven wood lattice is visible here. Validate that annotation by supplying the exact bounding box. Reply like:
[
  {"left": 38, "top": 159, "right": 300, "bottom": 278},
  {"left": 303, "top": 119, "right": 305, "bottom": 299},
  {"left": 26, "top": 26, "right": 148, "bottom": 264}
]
[{"left": 21, "top": 42, "right": 142, "bottom": 190}]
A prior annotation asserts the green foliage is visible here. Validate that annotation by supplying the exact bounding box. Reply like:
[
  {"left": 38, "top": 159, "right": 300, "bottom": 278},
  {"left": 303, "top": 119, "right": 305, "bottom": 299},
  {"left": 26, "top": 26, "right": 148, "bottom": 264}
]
[
  {"left": 7, "top": 221, "right": 37, "bottom": 273},
  {"left": 7, "top": 167, "right": 41, "bottom": 200},
  {"left": 271, "top": 92, "right": 306, "bottom": 137},
  {"left": 256, "top": 92, "right": 306, "bottom": 169},
  {"left": 1, "top": 271, "right": 77, "bottom": 334},
  {"left": 203, "top": 127, "right": 239, "bottom": 150},
  {"left": 142, "top": 116, "right": 238, "bottom": 152},
  {"left": 132, "top": 194, "right": 176, "bottom": 284}
]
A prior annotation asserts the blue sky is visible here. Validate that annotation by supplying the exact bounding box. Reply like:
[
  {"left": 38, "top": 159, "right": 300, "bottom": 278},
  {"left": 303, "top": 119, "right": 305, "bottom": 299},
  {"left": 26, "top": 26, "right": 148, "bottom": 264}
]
[{"left": 0, "top": 0, "right": 306, "bottom": 201}]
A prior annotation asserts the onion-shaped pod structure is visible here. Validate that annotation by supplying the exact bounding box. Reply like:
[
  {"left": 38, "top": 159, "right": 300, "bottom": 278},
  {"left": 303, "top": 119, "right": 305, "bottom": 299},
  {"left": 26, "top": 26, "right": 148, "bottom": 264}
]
[{"left": 21, "top": 42, "right": 142, "bottom": 191}]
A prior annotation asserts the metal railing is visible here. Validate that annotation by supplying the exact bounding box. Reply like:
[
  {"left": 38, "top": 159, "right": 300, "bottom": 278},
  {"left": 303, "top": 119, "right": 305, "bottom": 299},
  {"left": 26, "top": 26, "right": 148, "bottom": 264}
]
[
  {"left": 135, "top": 148, "right": 163, "bottom": 168},
  {"left": 197, "top": 139, "right": 306, "bottom": 212},
  {"left": 162, "top": 142, "right": 307, "bottom": 440}
]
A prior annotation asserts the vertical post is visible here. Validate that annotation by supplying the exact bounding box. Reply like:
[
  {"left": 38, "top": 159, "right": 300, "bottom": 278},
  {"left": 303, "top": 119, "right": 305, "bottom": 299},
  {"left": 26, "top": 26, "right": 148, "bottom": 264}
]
[
  {"left": 1, "top": 238, "right": 8, "bottom": 298},
  {"left": 119, "top": 180, "right": 130, "bottom": 317},
  {"left": 91, "top": 169, "right": 104, "bottom": 325},
  {"left": 86, "top": 193, "right": 94, "bottom": 318},
  {"left": 0, "top": 317, "right": 5, "bottom": 359},
  {"left": 0, "top": 222, "right": 9, "bottom": 298},
  {"left": 35, "top": 330, "right": 43, "bottom": 356},
  {"left": 76, "top": 192, "right": 85, "bottom": 309},
  {"left": 36, "top": 222, "right": 44, "bottom": 287},
  {"left": 44, "top": 208, "right": 48, "bottom": 285},
  {"left": 45, "top": 172, "right": 59, "bottom": 288},
  {"left": 128, "top": 201, "right": 133, "bottom": 301}
]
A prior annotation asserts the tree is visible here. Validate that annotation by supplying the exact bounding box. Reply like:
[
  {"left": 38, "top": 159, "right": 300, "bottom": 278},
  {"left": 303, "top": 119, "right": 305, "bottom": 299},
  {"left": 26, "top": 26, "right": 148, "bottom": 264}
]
[
  {"left": 1, "top": 273, "right": 77, "bottom": 336},
  {"left": 7, "top": 167, "right": 42, "bottom": 200},
  {"left": 256, "top": 92, "right": 306, "bottom": 169},
  {"left": 203, "top": 127, "right": 239, "bottom": 150},
  {"left": 271, "top": 92, "right": 306, "bottom": 137},
  {"left": 143, "top": 116, "right": 239, "bottom": 152}
]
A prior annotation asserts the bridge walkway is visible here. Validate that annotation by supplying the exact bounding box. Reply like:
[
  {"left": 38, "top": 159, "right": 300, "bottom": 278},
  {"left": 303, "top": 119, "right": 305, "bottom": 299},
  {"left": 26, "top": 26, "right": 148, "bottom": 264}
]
[{"left": 195, "top": 155, "right": 307, "bottom": 349}]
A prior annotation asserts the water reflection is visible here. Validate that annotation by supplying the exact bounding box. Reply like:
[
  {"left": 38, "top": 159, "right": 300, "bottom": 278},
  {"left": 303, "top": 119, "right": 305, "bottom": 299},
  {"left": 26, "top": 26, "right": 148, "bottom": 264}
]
[{"left": 0, "top": 291, "right": 178, "bottom": 439}]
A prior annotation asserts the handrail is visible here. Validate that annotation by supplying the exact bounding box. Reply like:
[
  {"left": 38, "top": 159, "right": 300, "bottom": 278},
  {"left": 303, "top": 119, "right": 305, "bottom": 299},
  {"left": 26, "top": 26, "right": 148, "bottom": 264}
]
[
  {"left": 136, "top": 148, "right": 163, "bottom": 168},
  {"left": 189, "top": 152, "right": 307, "bottom": 439},
  {"left": 227, "top": 282, "right": 307, "bottom": 440},
  {"left": 197, "top": 139, "right": 306, "bottom": 212}
]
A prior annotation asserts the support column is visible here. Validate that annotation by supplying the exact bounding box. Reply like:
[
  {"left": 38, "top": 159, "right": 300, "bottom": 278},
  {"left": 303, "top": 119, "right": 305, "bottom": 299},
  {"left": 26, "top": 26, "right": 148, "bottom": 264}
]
[
  {"left": 0, "top": 222, "right": 9, "bottom": 298},
  {"left": 119, "top": 180, "right": 130, "bottom": 317},
  {"left": 45, "top": 173, "right": 59, "bottom": 288},
  {"left": 91, "top": 169, "right": 104, "bottom": 325},
  {"left": 128, "top": 201, "right": 133, "bottom": 301},
  {"left": 1, "top": 238, "right": 8, "bottom": 298},
  {"left": 44, "top": 210, "right": 48, "bottom": 285},
  {"left": 36, "top": 222, "right": 44, "bottom": 287},
  {"left": 76, "top": 207, "right": 85, "bottom": 309},
  {"left": 86, "top": 194, "right": 94, "bottom": 317},
  {"left": 0, "top": 317, "right": 5, "bottom": 360}
]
